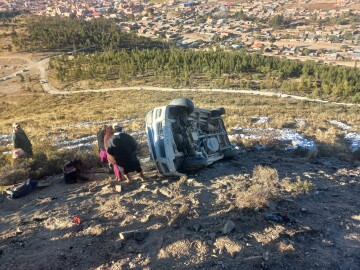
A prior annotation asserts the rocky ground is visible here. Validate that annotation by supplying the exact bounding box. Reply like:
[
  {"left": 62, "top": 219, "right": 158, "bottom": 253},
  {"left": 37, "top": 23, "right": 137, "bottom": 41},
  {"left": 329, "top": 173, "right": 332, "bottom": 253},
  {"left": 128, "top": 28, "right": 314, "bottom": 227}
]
[{"left": 1, "top": 149, "right": 359, "bottom": 270}]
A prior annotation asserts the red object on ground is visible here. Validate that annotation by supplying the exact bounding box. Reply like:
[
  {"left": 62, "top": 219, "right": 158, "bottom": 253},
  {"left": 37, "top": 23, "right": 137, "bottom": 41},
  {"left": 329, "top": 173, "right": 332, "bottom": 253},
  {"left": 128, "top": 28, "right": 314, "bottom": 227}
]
[{"left": 73, "top": 216, "right": 81, "bottom": 225}]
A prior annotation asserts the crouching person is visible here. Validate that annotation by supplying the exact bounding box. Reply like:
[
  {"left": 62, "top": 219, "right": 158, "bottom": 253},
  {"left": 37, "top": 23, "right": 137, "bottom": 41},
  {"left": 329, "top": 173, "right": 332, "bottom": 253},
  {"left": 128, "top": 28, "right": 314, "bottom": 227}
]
[
  {"left": 63, "top": 159, "right": 89, "bottom": 184},
  {"left": 107, "top": 122, "right": 147, "bottom": 182}
]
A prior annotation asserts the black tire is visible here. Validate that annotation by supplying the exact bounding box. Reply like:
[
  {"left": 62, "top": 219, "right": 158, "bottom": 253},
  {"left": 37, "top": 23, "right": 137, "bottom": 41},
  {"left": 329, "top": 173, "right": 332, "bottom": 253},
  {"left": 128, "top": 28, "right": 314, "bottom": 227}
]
[
  {"left": 169, "top": 98, "right": 195, "bottom": 114},
  {"left": 210, "top": 107, "right": 225, "bottom": 117},
  {"left": 180, "top": 156, "right": 208, "bottom": 171},
  {"left": 222, "top": 149, "right": 237, "bottom": 160}
]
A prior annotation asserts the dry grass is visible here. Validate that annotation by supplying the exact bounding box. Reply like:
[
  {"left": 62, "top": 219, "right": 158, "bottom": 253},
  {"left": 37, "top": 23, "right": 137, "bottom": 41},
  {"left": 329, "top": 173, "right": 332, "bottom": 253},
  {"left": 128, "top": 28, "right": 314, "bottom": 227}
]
[
  {"left": 0, "top": 144, "right": 100, "bottom": 185},
  {"left": 235, "top": 165, "right": 281, "bottom": 209},
  {"left": 0, "top": 162, "right": 30, "bottom": 185},
  {"left": 0, "top": 88, "right": 358, "bottom": 182},
  {"left": 232, "top": 165, "right": 314, "bottom": 210},
  {"left": 2, "top": 91, "right": 358, "bottom": 135},
  {"left": 282, "top": 176, "right": 313, "bottom": 194},
  {"left": 278, "top": 241, "right": 296, "bottom": 253},
  {"left": 214, "top": 237, "right": 242, "bottom": 257},
  {"left": 158, "top": 239, "right": 208, "bottom": 259}
]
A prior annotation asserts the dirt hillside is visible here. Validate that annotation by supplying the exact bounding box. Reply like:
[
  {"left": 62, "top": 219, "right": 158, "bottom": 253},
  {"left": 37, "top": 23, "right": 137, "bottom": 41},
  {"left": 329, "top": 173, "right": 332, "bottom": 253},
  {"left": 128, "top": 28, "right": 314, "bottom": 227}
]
[{"left": 1, "top": 148, "right": 359, "bottom": 270}]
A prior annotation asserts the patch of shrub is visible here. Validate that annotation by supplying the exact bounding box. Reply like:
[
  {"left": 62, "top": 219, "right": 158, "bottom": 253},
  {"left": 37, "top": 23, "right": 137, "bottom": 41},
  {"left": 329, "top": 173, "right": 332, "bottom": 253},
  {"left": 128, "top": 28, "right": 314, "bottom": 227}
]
[
  {"left": 235, "top": 165, "right": 281, "bottom": 209},
  {"left": 282, "top": 176, "right": 313, "bottom": 194},
  {"left": 234, "top": 166, "right": 314, "bottom": 210},
  {"left": 0, "top": 146, "right": 101, "bottom": 186},
  {"left": 0, "top": 159, "right": 31, "bottom": 185}
]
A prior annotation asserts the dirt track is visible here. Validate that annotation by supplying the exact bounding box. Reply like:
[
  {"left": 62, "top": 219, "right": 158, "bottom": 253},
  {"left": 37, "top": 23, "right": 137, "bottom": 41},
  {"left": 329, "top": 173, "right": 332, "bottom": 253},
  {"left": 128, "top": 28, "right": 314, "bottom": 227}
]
[
  {"left": 37, "top": 59, "right": 360, "bottom": 107},
  {"left": 1, "top": 54, "right": 359, "bottom": 107}
]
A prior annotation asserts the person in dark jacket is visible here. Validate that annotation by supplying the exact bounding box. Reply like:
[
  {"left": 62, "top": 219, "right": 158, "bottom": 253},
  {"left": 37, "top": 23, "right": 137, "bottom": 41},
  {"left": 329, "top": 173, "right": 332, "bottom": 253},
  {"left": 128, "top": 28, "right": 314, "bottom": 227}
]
[
  {"left": 11, "top": 123, "right": 33, "bottom": 157},
  {"left": 107, "top": 122, "right": 146, "bottom": 182}
]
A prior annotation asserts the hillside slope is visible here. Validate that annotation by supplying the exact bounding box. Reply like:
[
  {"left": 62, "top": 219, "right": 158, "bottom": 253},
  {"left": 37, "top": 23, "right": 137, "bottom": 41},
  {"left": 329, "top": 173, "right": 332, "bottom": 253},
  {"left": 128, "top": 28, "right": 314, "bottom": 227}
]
[{"left": 1, "top": 150, "right": 359, "bottom": 269}]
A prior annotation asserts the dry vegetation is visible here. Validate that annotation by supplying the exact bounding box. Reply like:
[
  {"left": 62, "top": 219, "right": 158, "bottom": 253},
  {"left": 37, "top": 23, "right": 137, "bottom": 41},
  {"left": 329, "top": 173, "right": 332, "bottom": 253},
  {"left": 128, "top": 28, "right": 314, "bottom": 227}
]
[
  {"left": 0, "top": 89, "right": 358, "bottom": 186},
  {"left": 1, "top": 90, "right": 359, "bottom": 135}
]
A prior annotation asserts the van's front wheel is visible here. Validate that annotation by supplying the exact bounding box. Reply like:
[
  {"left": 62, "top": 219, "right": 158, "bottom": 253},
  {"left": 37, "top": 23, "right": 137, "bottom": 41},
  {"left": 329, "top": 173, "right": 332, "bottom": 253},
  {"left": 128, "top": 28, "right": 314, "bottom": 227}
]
[
  {"left": 222, "top": 149, "right": 237, "bottom": 160},
  {"left": 180, "top": 156, "right": 208, "bottom": 171}
]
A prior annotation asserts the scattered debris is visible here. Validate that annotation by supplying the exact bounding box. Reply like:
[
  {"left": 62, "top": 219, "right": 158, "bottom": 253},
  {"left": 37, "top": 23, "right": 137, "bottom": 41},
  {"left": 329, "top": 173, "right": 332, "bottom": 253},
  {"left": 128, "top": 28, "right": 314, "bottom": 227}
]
[
  {"left": 73, "top": 216, "right": 81, "bottom": 225},
  {"left": 222, "top": 220, "right": 235, "bottom": 234},
  {"left": 0, "top": 134, "right": 10, "bottom": 145},
  {"left": 114, "top": 184, "right": 122, "bottom": 192},
  {"left": 102, "top": 184, "right": 111, "bottom": 191},
  {"left": 262, "top": 251, "right": 269, "bottom": 261},
  {"left": 5, "top": 179, "right": 38, "bottom": 199},
  {"left": 37, "top": 196, "right": 57, "bottom": 202},
  {"left": 0, "top": 117, "right": 359, "bottom": 269},
  {"left": 263, "top": 213, "right": 289, "bottom": 223},
  {"left": 15, "top": 228, "right": 23, "bottom": 235},
  {"left": 119, "top": 230, "right": 149, "bottom": 241}
]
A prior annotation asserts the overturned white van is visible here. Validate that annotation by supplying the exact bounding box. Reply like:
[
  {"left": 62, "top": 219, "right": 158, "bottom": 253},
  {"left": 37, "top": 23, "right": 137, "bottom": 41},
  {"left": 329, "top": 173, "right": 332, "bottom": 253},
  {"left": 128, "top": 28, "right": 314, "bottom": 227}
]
[{"left": 145, "top": 98, "right": 236, "bottom": 176}]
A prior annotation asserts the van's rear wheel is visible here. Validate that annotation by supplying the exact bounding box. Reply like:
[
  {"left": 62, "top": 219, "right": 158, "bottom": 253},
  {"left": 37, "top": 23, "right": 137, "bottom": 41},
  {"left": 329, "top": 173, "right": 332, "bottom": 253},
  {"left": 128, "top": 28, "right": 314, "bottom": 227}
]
[{"left": 169, "top": 98, "right": 194, "bottom": 114}]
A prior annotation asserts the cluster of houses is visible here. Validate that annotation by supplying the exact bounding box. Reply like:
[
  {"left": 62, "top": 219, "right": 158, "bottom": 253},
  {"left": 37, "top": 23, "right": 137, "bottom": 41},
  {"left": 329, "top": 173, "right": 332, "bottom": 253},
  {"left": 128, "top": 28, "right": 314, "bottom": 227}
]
[{"left": 1, "top": 0, "right": 360, "bottom": 63}]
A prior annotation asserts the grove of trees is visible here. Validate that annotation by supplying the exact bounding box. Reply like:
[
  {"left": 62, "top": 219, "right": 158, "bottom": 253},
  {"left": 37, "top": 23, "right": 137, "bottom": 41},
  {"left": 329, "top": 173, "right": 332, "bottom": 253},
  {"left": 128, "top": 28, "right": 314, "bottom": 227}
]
[
  {"left": 0, "top": 10, "right": 29, "bottom": 24},
  {"left": 12, "top": 16, "right": 168, "bottom": 51},
  {"left": 50, "top": 48, "right": 360, "bottom": 103},
  {"left": 12, "top": 16, "right": 360, "bottom": 103}
]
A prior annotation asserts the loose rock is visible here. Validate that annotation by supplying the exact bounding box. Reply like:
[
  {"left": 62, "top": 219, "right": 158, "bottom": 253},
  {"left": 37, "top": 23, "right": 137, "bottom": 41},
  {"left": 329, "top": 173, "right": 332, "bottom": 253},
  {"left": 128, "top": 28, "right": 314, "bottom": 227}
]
[
  {"left": 114, "top": 185, "right": 122, "bottom": 192},
  {"left": 119, "top": 230, "right": 149, "bottom": 241},
  {"left": 222, "top": 220, "right": 235, "bottom": 234},
  {"left": 158, "top": 187, "right": 172, "bottom": 198}
]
